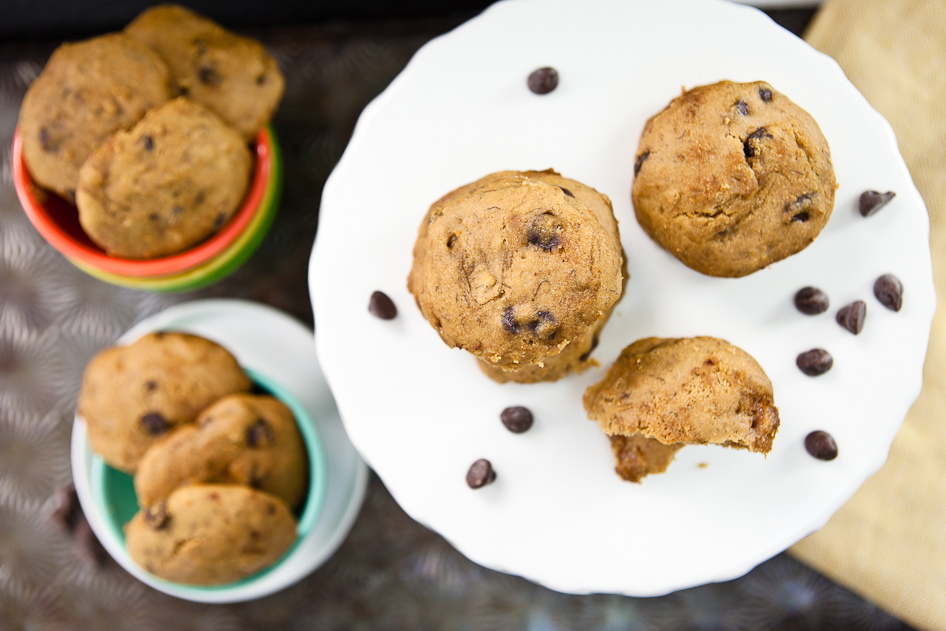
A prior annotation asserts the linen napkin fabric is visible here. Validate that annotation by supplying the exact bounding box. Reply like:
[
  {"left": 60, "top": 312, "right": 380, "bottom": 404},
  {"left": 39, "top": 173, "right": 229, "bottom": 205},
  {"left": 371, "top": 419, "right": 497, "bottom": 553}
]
[{"left": 789, "top": 1, "right": 946, "bottom": 630}]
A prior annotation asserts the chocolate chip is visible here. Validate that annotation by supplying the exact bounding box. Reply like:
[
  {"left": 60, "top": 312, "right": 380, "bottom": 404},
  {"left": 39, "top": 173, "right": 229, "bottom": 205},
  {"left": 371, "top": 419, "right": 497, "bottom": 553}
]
[
  {"left": 141, "top": 135, "right": 154, "bottom": 151},
  {"left": 213, "top": 212, "right": 226, "bottom": 229},
  {"left": 143, "top": 502, "right": 169, "bottom": 529},
  {"left": 501, "top": 306, "right": 520, "bottom": 334},
  {"left": 140, "top": 412, "right": 170, "bottom": 435},
  {"left": 743, "top": 127, "right": 772, "bottom": 159},
  {"left": 500, "top": 406, "right": 534, "bottom": 433},
  {"left": 144, "top": 380, "right": 157, "bottom": 392},
  {"left": 39, "top": 126, "right": 55, "bottom": 151},
  {"left": 634, "top": 151, "right": 650, "bottom": 176},
  {"left": 466, "top": 459, "right": 496, "bottom": 489},
  {"left": 256, "top": 74, "right": 267, "bottom": 85},
  {"left": 805, "top": 430, "right": 838, "bottom": 461},
  {"left": 148, "top": 213, "right": 160, "bottom": 222},
  {"left": 836, "top": 300, "right": 867, "bottom": 334},
  {"left": 527, "top": 67, "right": 558, "bottom": 95},
  {"left": 172, "top": 205, "right": 184, "bottom": 215},
  {"left": 785, "top": 193, "right": 814, "bottom": 223},
  {"left": 74, "top": 515, "right": 107, "bottom": 567},
  {"left": 579, "top": 334, "right": 600, "bottom": 362},
  {"left": 796, "top": 349, "right": 833, "bottom": 376},
  {"left": 559, "top": 186, "right": 574, "bottom": 198},
  {"left": 527, "top": 213, "right": 562, "bottom": 251},
  {"left": 50, "top": 485, "right": 81, "bottom": 533},
  {"left": 368, "top": 291, "right": 397, "bottom": 320},
  {"left": 735, "top": 99, "right": 749, "bottom": 116},
  {"left": 794, "top": 286, "right": 830, "bottom": 315},
  {"left": 859, "top": 190, "right": 896, "bottom": 217},
  {"left": 874, "top": 274, "right": 903, "bottom": 311},
  {"left": 759, "top": 86, "right": 773, "bottom": 102},
  {"left": 446, "top": 234, "right": 457, "bottom": 249},
  {"left": 246, "top": 418, "right": 276, "bottom": 448},
  {"left": 526, "top": 310, "right": 559, "bottom": 341},
  {"left": 198, "top": 66, "right": 222, "bottom": 86}
]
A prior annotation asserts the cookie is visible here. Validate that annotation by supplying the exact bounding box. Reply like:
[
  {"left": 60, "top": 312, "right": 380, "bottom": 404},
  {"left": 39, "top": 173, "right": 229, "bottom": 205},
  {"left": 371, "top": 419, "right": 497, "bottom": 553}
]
[
  {"left": 408, "top": 169, "right": 625, "bottom": 383},
  {"left": 584, "top": 336, "right": 780, "bottom": 454},
  {"left": 17, "top": 33, "right": 172, "bottom": 200},
  {"left": 125, "top": 4, "right": 285, "bottom": 140},
  {"left": 135, "top": 393, "right": 308, "bottom": 510},
  {"left": 125, "top": 484, "right": 296, "bottom": 586},
  {"left": 77, "top": 331, "right": 252, "bottom": 473},
  {"left": 76, "top": 97, "right": 252, "bottom": 259},
  {"left": 609, "top": 434, "right": 684, "bottom": 483},
  {"left": 631, "top": 80, "right": 836, "bottom": 277}
]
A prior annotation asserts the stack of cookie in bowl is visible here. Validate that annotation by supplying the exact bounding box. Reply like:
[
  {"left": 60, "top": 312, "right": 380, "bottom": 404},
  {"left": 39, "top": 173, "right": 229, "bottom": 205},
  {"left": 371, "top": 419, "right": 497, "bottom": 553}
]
[
  {"left": 76, "top": 331, "right": 321, "bottom": 587},
  {"left": 13, "top": 4, "right": 284, "bottom": 291}
]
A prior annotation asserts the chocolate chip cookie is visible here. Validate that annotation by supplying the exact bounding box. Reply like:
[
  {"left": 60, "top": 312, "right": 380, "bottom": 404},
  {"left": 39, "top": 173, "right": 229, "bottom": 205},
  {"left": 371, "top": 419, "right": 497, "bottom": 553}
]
[
  {"left": 77, "top": 331, "right": 252, "bottom": 473},
  {"left": 584, "top": 336, "right": 780, "bottom": 454},
  {"left": 134, "top": 393, "right": 308, "bottom": 510},
  {"left": 76, "top": 97, "right": 252, "bottom": 259},
  {"left": 125, "top": 4, "right": 285, "bottom": 140},
  {"left": 408, "top": 169, "right": 625, "bottom": 383},
  {"left": 18, "top": 33, "right": 172, "bottom": 200},
  {"left": 632, "top": 80, "right": 836, "bottom": 277},
  {"left": 125, "top": 484, "right": 296, "bottom": 586}
]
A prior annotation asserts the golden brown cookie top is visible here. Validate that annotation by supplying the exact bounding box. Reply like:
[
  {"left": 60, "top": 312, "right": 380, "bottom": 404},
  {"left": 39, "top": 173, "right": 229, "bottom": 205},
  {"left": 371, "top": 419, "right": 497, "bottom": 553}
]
[
  {"left": 125, "top": 484, "right": 297, "bottom": 586},
  {"left": 76, "top": 97, "right": 252, "bottom": 259},
  {"left": 583, "top": 336, "right": 780, "bottom": 454},
  {"left": 18, "top": 32, "right": 173, "bottom": 199},
  {"left": 77, "top": 331, "right": 252, "bottom": 473},
  {"left": 632, "top": 80, "right": 836, "bottom": 277},
  {"left": 125, "top": 3, "right": 285, "bottom": 140},
  {"left": 408, "top": 169, "right": 624, "bottom": 374},
  {"left": 135, "top": 393, "right": 308, "bottom": 510}
]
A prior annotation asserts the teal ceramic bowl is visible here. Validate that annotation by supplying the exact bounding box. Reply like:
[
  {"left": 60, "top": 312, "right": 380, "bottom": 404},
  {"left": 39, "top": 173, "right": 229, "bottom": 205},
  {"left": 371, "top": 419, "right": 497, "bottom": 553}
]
[{"left": 87, "top": 367, "right": 327, "bottom": 599}]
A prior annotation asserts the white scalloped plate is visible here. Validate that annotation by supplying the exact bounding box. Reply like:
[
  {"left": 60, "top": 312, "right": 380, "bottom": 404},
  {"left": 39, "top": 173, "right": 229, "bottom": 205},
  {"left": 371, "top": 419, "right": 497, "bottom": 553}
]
[
  {"left": 309, "top": 0, "right": 934, "bottom": 596},
  {"left": 72, "top": 299, "right": 368, "bottom": 603}
]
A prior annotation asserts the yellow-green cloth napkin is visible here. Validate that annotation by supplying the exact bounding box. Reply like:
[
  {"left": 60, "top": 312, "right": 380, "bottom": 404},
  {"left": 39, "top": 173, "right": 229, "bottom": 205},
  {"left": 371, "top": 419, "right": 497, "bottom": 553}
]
[{"left": 790, "top": 1, "right": 946, "bottom": 629}]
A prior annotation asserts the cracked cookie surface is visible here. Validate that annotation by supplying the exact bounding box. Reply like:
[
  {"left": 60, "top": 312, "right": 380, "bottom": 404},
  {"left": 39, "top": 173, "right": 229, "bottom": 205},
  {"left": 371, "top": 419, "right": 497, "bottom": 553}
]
[
  {"left": 125, "top": 484, "right": 296, "bottom": 586},
  {"left": 631, "top": 80, "right": 836, "bottom": 277},
  {"left": 407, "top": 169, "right": 625, "bottom": 383},
  {"left": 584, "top": 336, "right": 780, "bottom": 454}
]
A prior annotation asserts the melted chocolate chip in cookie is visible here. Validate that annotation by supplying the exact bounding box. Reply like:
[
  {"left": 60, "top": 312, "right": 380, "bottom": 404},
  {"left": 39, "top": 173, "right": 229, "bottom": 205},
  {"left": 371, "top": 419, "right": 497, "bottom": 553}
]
[
  {"left": 246, "top": 418, "right": 276, "bottom": 448},
  {"left": 527, "top": 212, "right": 562, "bottom": 251},
  {"left": 143, "top": 501, "right": 170, "bottom": 529},
  {"left": 140, "top": 412, "right": 170, "bottom": 435}
]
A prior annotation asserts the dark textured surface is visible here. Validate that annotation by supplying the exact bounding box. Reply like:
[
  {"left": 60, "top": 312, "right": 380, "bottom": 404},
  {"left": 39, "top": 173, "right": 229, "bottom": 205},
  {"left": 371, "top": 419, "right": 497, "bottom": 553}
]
[{"left": 0, "top": 8, "right": 918, "bottom": 630}]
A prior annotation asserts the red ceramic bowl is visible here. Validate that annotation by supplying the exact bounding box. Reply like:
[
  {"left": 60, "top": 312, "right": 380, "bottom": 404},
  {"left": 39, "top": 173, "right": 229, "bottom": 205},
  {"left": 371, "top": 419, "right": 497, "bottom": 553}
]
[{"left": 12, "top": 126, "right": 271, "bottom": 278}]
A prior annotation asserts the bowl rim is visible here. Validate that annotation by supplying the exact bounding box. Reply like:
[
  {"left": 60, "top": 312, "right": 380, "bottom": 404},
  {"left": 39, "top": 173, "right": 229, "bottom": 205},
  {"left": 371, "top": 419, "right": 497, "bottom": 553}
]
[
  {"left": 12, "top": 125, "right": 272, "bottom": 277},
  {"left": 87, "top": 365, "right": 329, "bottom": 594}
]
